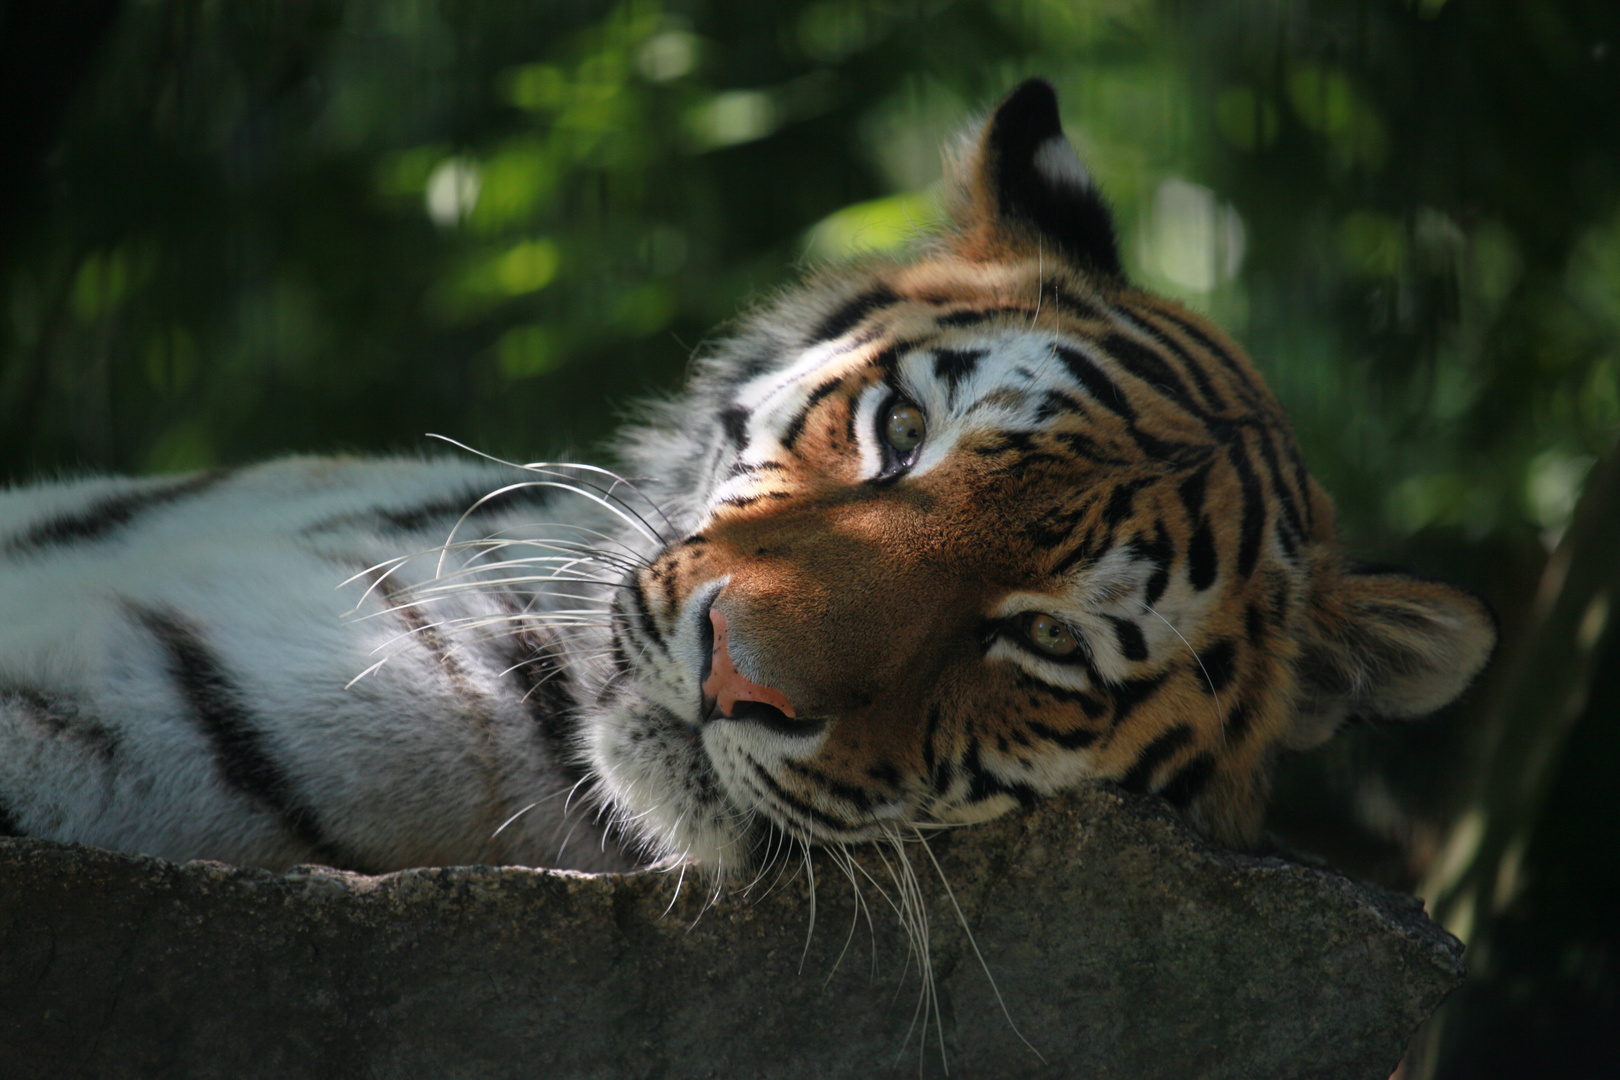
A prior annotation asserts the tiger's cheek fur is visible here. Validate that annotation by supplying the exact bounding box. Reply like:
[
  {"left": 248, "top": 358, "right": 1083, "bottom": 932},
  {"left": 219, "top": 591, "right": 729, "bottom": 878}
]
[{"left": 650, "top": 458, "right": 1029, "bottom": 794}]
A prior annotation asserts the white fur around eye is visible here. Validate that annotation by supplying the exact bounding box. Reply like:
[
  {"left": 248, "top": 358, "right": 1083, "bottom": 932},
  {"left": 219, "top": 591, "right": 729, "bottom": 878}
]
[
  {"left": 854, "top": 382, "right": 893, "bottom": 477},
  {"left": 984, "top": 635, "right": 1093, "bottom": 693}
]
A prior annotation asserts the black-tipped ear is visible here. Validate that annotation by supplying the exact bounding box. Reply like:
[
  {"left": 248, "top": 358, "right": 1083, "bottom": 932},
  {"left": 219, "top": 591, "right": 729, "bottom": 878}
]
[{"left": 954, "top": 78, "right": 1123, "bottom": 277}]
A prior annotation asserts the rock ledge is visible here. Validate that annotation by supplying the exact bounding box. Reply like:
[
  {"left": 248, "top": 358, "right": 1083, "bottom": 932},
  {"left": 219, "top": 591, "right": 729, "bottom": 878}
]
[{"left": 0, "top": 786, "right": 1459, "bottom": 1079}]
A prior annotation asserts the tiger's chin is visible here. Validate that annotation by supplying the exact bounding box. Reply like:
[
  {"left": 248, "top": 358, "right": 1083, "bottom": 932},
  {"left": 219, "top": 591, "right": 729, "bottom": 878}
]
[{"left": 583, "top": 699, "right": 764, "bottom": 875}]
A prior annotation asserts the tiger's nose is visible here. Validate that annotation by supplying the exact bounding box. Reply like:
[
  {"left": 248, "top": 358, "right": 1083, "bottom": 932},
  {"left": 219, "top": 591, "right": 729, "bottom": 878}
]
[{"left": 700, "top": 607, "right": 798, "bottom": 724}]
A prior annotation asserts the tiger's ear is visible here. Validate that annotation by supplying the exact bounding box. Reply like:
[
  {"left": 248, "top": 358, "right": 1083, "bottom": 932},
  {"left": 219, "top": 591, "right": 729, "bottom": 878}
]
[
  {"left": 1286, "top": 564, "right": 1499, "bottom": 750},
  {"left": 949, "top": 78, "right": 1124, "bottom": 277}
]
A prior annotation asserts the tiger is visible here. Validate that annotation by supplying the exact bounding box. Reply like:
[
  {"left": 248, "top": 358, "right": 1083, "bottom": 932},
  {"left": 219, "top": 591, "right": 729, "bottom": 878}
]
[{"left": 0, "top": 79, "right": 1496, "bottom": 879}]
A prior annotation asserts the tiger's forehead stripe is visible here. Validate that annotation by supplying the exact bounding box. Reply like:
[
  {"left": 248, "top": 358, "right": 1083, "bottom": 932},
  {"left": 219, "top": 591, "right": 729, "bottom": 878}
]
[{"left": 806, "top": 284, "right": 901, "bottom": 347}]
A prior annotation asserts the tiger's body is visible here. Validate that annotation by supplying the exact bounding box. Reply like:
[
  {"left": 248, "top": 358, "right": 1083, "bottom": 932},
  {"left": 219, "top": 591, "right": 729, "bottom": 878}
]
[
  {"left": 0, "top": 81, "right": 1496, "bottom": 877},
  {"left": 1, "top": 458, "right": 636, "bottom": 872}
]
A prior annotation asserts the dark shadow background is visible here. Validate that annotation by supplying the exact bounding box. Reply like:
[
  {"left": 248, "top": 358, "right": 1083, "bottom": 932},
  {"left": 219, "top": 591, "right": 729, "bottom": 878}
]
[{"left": 2, "top": 2, "right": 1615, "bottom": 1075}]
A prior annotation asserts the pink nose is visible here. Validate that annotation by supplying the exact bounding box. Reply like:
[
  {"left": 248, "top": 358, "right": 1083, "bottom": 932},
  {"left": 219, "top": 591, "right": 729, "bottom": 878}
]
[{"left": 701, "top": 608, "right": 797, "bottom": 718}]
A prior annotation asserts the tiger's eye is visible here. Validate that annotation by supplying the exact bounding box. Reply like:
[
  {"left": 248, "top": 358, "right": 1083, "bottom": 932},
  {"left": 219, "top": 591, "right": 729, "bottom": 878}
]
[
  {"left": 883, "top": 402, "right": 926, "bottom": 454},
  {"left": 1024, "top": 613, "right": 1080, "bottom": 658}
]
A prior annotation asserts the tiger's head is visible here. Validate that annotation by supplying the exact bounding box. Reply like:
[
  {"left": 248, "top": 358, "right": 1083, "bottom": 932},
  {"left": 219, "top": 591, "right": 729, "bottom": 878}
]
[{"left": 584, "top": 79, "right": 1496, "bottom": 874}]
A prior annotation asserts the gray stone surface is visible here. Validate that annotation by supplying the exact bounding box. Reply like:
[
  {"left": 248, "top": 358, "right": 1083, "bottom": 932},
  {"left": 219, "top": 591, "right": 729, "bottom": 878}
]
[{"left": 0, "top": 785, "right": 1460, "bottom": 1079}]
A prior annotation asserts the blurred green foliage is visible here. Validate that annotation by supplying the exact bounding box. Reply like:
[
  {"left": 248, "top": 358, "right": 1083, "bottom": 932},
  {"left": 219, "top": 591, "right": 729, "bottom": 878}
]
[
  {"left": 6, "top": 1, "right": 1615, "bottom": 552},
  {"left": 3, "top": 1, "right": 1618, "bottom": 1075}
]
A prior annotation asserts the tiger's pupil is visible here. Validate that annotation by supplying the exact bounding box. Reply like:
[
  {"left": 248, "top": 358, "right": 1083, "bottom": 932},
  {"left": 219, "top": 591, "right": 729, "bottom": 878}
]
[
  {"left": 1025, "top": 613, "right": 1079, "bottom": 657},
  {"left": 883, "top": 403, "right": 926, "bottom": 454}
]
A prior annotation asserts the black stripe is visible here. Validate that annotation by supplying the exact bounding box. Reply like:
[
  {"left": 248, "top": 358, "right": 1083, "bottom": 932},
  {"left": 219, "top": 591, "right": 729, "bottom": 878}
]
[
  {"left": 1110, "top": 671, "right": 1168, "bottom": 727},
  {"left": 1057, "top": 343, "right": 1208, "bottom": 464},
  {"left": 962, "top": 741, "right": 1040, "bottom": 807},
  {"left": 728, "top": 348, "right": 777, "bottom": 382},
  {"left": 7, "top": 471, "right": 228, "bottom": 553},
  {"left": 1152, "top": 308, "right": 1271, "bottom": 416},
  {"left": 1224, "top": 699, "right": 1254, "bottom": 742},
  {"left": 1144, "top": 563, "right": 1171, "bottom": 608},
  {"left": 937, "top": 300, "right": 1100, "bottom": 328},
  {"left": 1026, "top": 718, "right": 1099, "bottom": 750},
  {"left": 1271, "top": 580, "right": 1292, "bottom": 620},
  {"left": 1052, "top": 429, "right": 1131, "bottom": 466},
  {"left": 1016, "top": 673, "right": 1107, "bottom": 718},
  {"left": 1028, "top": 500, "right": 1091, "bottom": 549},
  {"left": 1102, "top": 479, "right": 1147, "bottom": 527},
  {"left": 747, "top": 756, "right": 860, "bottom": 833},
  {"left": 1050, "top": 534, "right": 1096, "bottom": 577},
  {"left": 1055, "top": 345, "right": 1136, "bottom": 423},
  {"left": 728, "top": 461, "right": 784, "bottom": 478},
  {"left": 991, "top": 451, "right": 1068, "bottom": 476},
  {"left": 781, "top": 377, "right": 843, "bottom": 452},
  {"left": 503, "top": 626, "right": 585, "bottom": 783},
  {"left": 1100, "top": 333, "right": 1201, "bottom": 411},
  {"left": 866, "top": 761, "right": 902, "bottom": 791},
  {"left": 1046, "top": 285, "right": 1104, "bottom": 321},
  {"left": 625, "top": 576, "right": 666, "bottom": 653},
  {"left": 719, "top": 406, "right": 750, "bottom": 450},
  {"left": 3, "top": 686, "right": 119, "bottom": 762},
  {"left": 867, "top": 343, "right": 906, "bottom": 377},
  {"left": 782, "top": 760, "right": 875, "bottom": 814},
  {"left": 1200, "top": 639, "right": 1237, "bottom": 694},
  {"left": 1177, "top": 468, "right": 1209, "bottom": 521},
  {"left": 1036, "top": 389, "right": 1082, "bottom": 423},
  {"left": 0, "top": 793, "right": 22, "bottom": 837},
  {"left": 1224, "top": 434, "right": 1268, "bottom": 578},
  {"left": 999, "top": 726, "right": 1032, "bottom": 751},
  {"left": 1275, "top": 518, "right": 1299, "bottom": 560},
  {"left": 1122, "top": 313, "right": 1231, "bottom": 414},
  {"left": 1244, "top": 602, "right": 1267, "bottom": 644},
  {"left": 1139, "top": 524, "right": 1174, "bottom": 608},
  {"left": 717, "top": 489, "right": 785, "bottom": 507},
  {"left": 976, "top": 450, "right": 1070, "bottom": 482},
  {"left": 932, "top": 348, "right": 985, "bottom": 394},
  {"left": 1187, "top": 520, "right": 1218, "bottom": 591},
  {"left": 1130, "top": 428, "right": 1206, "bottom": 467},
  {"left": 974, "top": 429, "right": 1036, "bottom": 456},
  {"left": 307, "top": 481, "right": 562, "bottom": 537},
  {"left": 1117, "top": 724, "right": 1193, "bottom": 793},
  {"left": 1253, "top": 426, "right": 1307, "bottom": 549},
  {"left": 1158, "top": 752, "right": 1216, "bottom": 809},
  {"left": 1290, "top": 445, "right": 1315, "bottom": 534},
  {"left": 1108, "top": 617, "right": 1149, "bottom": 662},
  {"left": 132, "top": 604, "right": 332, "bottom": 854},
  {"left": 923, "top": 705, "right": 948, "bottom": 794},
  {"left": 1058, "top": 431, "right": 1136, "bottom": 466},
  {"left": 938, "top": 308, "right": 997, "bottom": 328},
  {"left": 608, "top": 623, "right": 633, "bottom": 678},
  {"left": 810, "top": 285, "right": 898, "bottom": 344}
]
